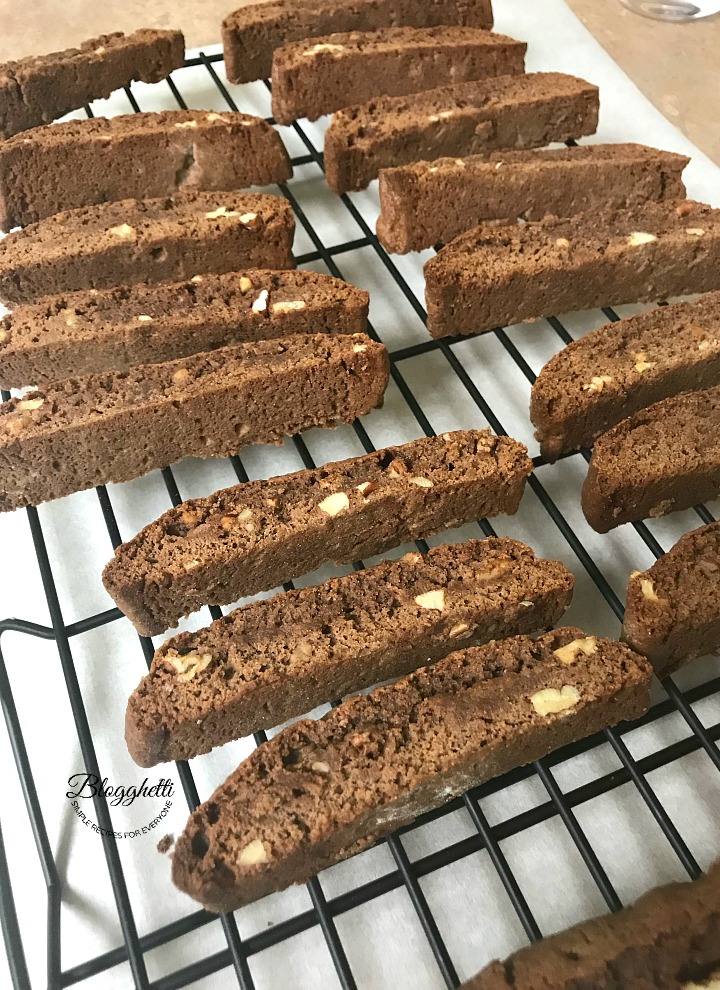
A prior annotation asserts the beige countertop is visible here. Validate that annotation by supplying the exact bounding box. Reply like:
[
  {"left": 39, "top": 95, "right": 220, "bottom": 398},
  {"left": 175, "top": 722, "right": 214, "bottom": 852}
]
[{"left": 1, "top": 0, "right": 718, "bottom": 165}]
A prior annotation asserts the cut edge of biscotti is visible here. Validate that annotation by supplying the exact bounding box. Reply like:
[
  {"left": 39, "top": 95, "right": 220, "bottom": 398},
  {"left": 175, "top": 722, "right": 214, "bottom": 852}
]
[
  {"left": 270, "top": 26, "right": 527, "bottom": 124},
  {"left": 622, "top": 522, "right": 720, "bottom": 677},
  {"left": 423, "top": 200, "right": 720, "bottom": 339},
  {"left": 0, "top": 269, "right": 370, "bottom": 388},
  {"left": 221, "top": 0, "right": 495, "bottom": 84},
  {"left": 580, "top": 383, "right": 720, "bottom": 533},
  {"left": 125, "top": 536, "right": 575, "bottom": 766},
  {"left": 0, "top": 191, "right": 296, "bottom": 305},
  {"left": 0, "top": 332, "right": 388, "bottom": 513},
  {"left": 324, "top": 71, "right": 600, "bottom": 194},
  {"left": 102, "top": 430, "right": 533, "bottom": 636},
  {"left": 376, "top": 143, "right": 690, "bottom": 254},
  {"left": 0, "top": 110, "right": 292, "bottom": 230},
  {"left": 170, "top": 627, "right": 652, "bottom": 912},
  {"left": 531, "top": 291, "right": 720, "bottom": 461}
]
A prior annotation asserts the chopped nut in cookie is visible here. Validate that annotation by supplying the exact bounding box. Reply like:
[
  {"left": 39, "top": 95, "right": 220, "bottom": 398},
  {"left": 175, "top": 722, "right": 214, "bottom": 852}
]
[
  {"left": 239, "top": 213, "right": 258, "bottom": 225},
  {"left": 415, "top": 589, "right": 445, "bottom": 611},
  {"left": 238, "top": 839, "right": 269, "bottom": 866},
  {"left": 205, "top": 206, "right": 240, "bottom": 219},
  {"left": 686, "top": 228, "right": 705, "bottom": 236},
  {"left": 311, "top": 761, "right": 331, "bottom": 775},
  {"left": 318, "top": 492, "right": 350, "bottom": 516},
  {"left": 386, "top": 458, "right": 409, "bottom": 478},
  {"left": 640, "top": 578, "right": 659, "bottom": 601},
  {"left": 109, "top": 224, "right": 136, "bottom": 239},
  {"left": 16, "top": 397, "right": 44, "bottom": 412},
  {"left": 137, "top": 314, "right": 153, "bottom": 323},
  {"left": 410, "top": 477, "right": 433, "bottom": 488},
  {"left": 183, "top": 559, "right": 202, "bottom": 572},
  {"left": 553, "top": 636, "right": 597, "bottom": 665},
  {"left": 582, "top": 375, "right": 613, "bottom": 394},
  {"left": 627, "top": 231, "right": 658, "bottom": 247},
  {"left": 448, "top": 622, "right": 472, "bottom": 639},
  {"left": 172, "top": 368, "right": 191, "bottom": 386},
  {"left": 305, "top": 43, "right": 346, "bottom": 55},
  {"left": 205, "top": 113, "right": 225, "bottom": 122},
  {"left": 555, "top": 237, "right": 570, "bottom": 249},
  {"left": 634, "top": 352, "right": 656, "bottom": 373},
  {"left": 164, "top": 649, "right": 213, "bottom": 682},
  {"left": 353, "top": 344, "right": 367, "bottom": 353},
  {"left": 252, "top": 290, "right": 269, "bottom": 314},
  {"left": 0, "top": 329, "right": 7, "bottom": 344},
  {"left": 357, "top": 481, "right": 378, "bottom": 497},
  {"left": 530, "top": 685, "right": 581, "bottom": 716},
  {"left": 174, "top": 120, "right": 198, "bottom": 129},
  {"left": 272, "top": 301, "right": 307, "bottom": 314}
]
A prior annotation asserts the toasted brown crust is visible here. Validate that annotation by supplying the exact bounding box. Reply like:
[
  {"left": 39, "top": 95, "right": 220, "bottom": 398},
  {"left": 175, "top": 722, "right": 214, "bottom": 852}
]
[
  {"left": 325, "top": 72, "right": 599, "bottom": 194},
  {"left": 126, "top": 538, "right": 574, "bottom": 766},
  {"left": 103, "top": 430, "right": 533, "bottom": 637},
  {"left": 0, "top": 270, "right": 369, "bottom": 388},
  {"left": 531, "top": 291, "right": 720, "bottom": 461},
  {"left": 0, "top": 192, "right": 296, "bottom": 305},
  {"left": 424, "top": 201, "right": 720, "bottom": 339},
  {"left": 271, "top": 27, "right": 525, "bottom": 124},
  {"left": 377, "top": 144, "right": 688, "bottom": 254},
  {"left": 462, "top": 861, "right": 720, "bottom": 990},
  {"left": 0, "top": 29, "right": 185, "bottom": 139},
  {"left": 0, "top": 333, "right": 388, "bottom": 512},
  {"left": 222, "top": 0, "right": 494, "bottom": 84},
  {"left": 170, "top": 628, "right": 651, "bottom": 913},
  {"left": 622, "top": 522, "right": 720, "bottom": 676},
  {"left": 581, "top": 385, "right": 720, "bottom": 533},
  {"left": 0, "top": 110, "right": 292, "bottom": 231}
]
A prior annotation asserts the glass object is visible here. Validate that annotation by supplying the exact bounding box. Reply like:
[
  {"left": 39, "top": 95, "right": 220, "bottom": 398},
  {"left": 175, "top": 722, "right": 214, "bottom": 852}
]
[{"left": 619, "top": 0, "right": 720, "bottom": 19}]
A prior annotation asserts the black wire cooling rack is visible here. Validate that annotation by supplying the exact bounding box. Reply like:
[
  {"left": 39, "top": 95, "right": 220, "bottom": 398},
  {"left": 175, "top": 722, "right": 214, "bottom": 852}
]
[{"left": 1, "top": 50, "right": 719, "bottom": 990}]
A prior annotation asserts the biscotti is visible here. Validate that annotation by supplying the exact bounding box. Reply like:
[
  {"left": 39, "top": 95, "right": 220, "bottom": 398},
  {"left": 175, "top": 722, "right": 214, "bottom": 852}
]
[
  {"left": 171, "top": 628, "right": 652, "bottom": 912},
  {"left": 271, "top": 27, "right": 526, "bottom": 125},
  {"left": 103, "top": 430, "right": 533, "bottom": 637},
  {"left": 531, "top": 292, "right": 720, "bottom": 461},
  {"left": 0, "top": 30, "right": 185, "bottom": 140},
  {"left": 325, "top": 72, "right": 599, "bottom": 194},
  {"left": 377, "top": 144, "right": 689, "bottom": 254},
  {"left": 126, "top": 538, "right": 575, "bottom": 765},
  {"left": 0, "top": 270, "right": 368, "bottom": 388},
  {"left": 0, "top": 110, "right": 292, "bottom": 231},
  {"left": 462, "top": 860, "right": 720, "bottom": 990},
  {"left": 222, "top": 0, "right": 494, "bottom": 84},
  {"left": 0, "top": 193, "right": 295, "bottom": 305},
  {"left": 0, "top": 333, "right": 387, "bottom": 513},
  {"left": 581, "top": 385, "right": 720, "bottom": 533},
  {"left": 622, "top": 523, "right": 720, "bottom": 677},
  {"left": 425, "top": 201, "right": 720, "bottom": 339}
]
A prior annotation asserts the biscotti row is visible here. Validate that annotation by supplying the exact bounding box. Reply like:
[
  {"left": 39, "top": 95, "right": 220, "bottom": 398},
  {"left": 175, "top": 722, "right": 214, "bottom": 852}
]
[
  {"left": 127, "top": 537, "right": 574, "bottom": 765},
  {"left": 170, "top": 628, "right": 652, "bottom": 911},
  {"left": 463, "top": 860, "right": 720, "bottom": 990},
  {"left": 0, "top": 110, "right": 292, "bottom": 231},
  {"left": 0, "top": 333, "right": 388, "bottom": 512},
  {"left": 0, "top": 270, "right": 369, "bottom": 388},
  {"left": 103, "top": 430, "right": 533, "bottom": 635},
  {"left": 0, "top": 28, "right": 184, "bottom": 139}
]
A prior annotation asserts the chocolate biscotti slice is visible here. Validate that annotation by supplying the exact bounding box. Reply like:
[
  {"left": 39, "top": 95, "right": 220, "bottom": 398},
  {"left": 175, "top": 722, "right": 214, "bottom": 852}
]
[
  {"left": 531, "top": 292, "right": 720, "bottom": 462},
  {"left": 171, "top": 628, "right": 652, "bottom": 912},
  {"left": 127, "top": 538, "right": 575, "bottom": 766},
  {"left": 581, "top": 385, "right": 720, "bottom": 533},
  {"left": 463, "top": 861, "right": 720, "bottom": 990},
  {"left": 0, "top": 271, "right": 368, "bottom": 388},
  {"left": 0, "top": 333, "right": 387, "bottom": 513},
  {"left": 621, "top": 523, "right": 720, "bottom": 677},
  {"left": 0, "top": 110, "right": 292, "bottom": 231},
  {"left": 0, "top": 30, "right": 184, "bottom": 140},
  {"left": 325, "top": 72, "right": 599, "bottom": 194},
  {"left": 0, "top": 192, "right": 295, "bottom": 305},
  {"left": 103, "top": 430, "right": 533, "bottom": 637},
  {"left": 425, "top": 201, "right": 720, "bottom": 339},
  {"left": 271, "top": 27, "right": 526, "bottom": 125},
  {"left": 222, "top": 0, "right": 494, "bottom": 84},
  {"left": 377, "top": 144, "right": 689, "bottom": 254}
]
